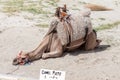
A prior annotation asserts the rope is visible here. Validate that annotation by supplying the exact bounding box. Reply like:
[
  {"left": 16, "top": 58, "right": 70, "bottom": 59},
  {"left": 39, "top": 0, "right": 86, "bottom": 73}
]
[{"left": 6, "top": 66, "right": 20, "bottom": 75}]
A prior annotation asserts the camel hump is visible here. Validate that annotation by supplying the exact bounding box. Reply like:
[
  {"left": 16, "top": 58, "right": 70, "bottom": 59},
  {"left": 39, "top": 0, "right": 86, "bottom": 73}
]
[{"left": 84, "top": 3, "right": 113, "bottom": 11}]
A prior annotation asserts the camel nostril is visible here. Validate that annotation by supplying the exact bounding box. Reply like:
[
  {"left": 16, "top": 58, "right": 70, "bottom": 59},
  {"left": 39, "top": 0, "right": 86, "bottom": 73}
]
[
  {"left": 13, "top": 59, "right": 17, "bottom": 62},
  {"left": 12, "top": 58, "right": 19, "bottom": 65}
]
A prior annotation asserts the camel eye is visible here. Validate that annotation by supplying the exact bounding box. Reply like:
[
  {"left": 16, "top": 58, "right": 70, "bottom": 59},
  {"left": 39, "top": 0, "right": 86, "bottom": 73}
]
[{"left": 22, "top": 58, "right": 26, "bottom": 60}]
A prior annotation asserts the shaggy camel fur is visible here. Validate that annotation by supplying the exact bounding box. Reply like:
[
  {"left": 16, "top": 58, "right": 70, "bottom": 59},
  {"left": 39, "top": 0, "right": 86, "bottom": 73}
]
[{"left": 13, "top": 5, "right": 101, "bottom": 65}]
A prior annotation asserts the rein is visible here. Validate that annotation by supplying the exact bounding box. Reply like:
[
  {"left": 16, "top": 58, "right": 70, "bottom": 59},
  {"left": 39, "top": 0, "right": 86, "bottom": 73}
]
[
  {"left": 62, "top": 17, "right": 73, "bottom": 46},
  {"left": 6, "top": 66, "right": 20, "bottom": 74}
]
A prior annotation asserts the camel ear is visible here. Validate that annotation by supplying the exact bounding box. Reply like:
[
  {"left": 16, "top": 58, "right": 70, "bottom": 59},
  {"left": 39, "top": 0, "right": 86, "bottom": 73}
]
[
  {"left": 64, "top": 4, "right": 66, "bottom": 10},
  {"left": 19, "top": 51, "right": 23, "bottom": 56},
  {"left": 63, "top": 4, "right": 67, "bottom": 12}
]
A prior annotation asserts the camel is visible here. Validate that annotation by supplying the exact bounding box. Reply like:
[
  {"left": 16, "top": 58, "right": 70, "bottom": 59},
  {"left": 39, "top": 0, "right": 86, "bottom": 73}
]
[{"left": 12, "top": 4, "right": 103, "bottom": 65}]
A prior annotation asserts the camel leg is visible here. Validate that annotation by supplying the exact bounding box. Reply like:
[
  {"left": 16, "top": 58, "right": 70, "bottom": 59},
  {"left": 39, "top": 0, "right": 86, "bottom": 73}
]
[
  {"left": 27, "top": 35, "right": 51, "bottom": 61},
  {"left": 42, "top": 50, "right": 62, "bottom": 59},
  {"left": 85, "top": 30, "right": 101, "bottom": 50},
  {"left": 42, "top": 34, "right": 63, "bottom": 59}
]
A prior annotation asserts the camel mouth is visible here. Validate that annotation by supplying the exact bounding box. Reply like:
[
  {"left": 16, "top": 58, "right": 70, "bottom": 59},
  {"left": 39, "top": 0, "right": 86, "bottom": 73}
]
[{"left": 12, "top": 57, "right": 30, "bottom": 65}]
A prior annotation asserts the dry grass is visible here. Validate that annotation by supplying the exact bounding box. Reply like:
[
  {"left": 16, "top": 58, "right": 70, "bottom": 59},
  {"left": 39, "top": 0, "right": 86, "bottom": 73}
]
[
  {"left": 35, "top": 23, "right": 48, "bottom": 28},
  {"left": 95, "top": 21, "right": 120, "bottom": 31}
]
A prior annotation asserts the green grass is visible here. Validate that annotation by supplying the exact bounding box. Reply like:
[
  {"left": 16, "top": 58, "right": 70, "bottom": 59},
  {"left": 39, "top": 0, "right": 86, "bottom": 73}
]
[
  {"left": 95, "top": 21, "right": 120, "bottom": 31},
  {"left": 99, "top": 18, "right": 106, "bottom": 20},
  {"left": 35, "top": 23, "right": 49, "bottom": 28},
  {"left": 78, "top": 1, "right": 87, "bottom": 4},
  {"left": 46, "top": 0, "right": 59, "bottom": 6},
  {"left": 72, "top": 8, "right": 80, "bottom": 10},
  {"left": 1, "top": 0, "right": 58, "bottom": 14},
  {"left": 1, "top": 0, "right": 24, "bottom": 13}
]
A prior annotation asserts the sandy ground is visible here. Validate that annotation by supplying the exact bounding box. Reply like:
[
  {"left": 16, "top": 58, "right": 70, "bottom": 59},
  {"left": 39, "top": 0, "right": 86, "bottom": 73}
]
[{"left": 0, "top": 0, "right": 120, "bottom": 80}]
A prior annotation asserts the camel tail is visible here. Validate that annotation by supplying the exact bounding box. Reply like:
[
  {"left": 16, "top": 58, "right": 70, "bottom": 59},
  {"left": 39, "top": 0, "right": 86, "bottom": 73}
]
[{"left": 84, "top": 4, "right": 113, "bottom": 11}]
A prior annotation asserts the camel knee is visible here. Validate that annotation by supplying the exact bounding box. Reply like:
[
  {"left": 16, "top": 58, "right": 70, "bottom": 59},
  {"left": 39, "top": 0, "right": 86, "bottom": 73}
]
[
  {"left": 42, "top": 50, "right": 63, "bottom": 59},
  {"left": 53, "top": 50, "right": 63, "bottom": 57}
]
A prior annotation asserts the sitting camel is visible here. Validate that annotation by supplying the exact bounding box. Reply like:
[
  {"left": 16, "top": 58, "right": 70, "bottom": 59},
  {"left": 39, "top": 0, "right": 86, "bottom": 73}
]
[{"left": 13, "top": 5, "right": 101, "bottom": 65}]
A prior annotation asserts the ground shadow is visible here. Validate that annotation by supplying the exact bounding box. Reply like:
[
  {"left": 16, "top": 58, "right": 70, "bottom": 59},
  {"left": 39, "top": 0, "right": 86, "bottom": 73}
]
[{"left": 63, "top": 44, "right": 111, "bottom": 56}]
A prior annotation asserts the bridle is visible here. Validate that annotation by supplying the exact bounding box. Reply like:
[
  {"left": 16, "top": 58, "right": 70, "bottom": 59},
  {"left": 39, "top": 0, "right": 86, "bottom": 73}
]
[{"left": 13, "top": 51, "right": 30, "bottom": 65}]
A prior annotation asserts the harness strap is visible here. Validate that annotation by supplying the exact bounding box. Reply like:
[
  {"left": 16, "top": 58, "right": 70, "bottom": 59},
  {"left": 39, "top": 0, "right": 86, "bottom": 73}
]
[
  {"left": 62, "top": 20, "right": 70, "bottom": 44},
  {"left": 84, "top": 27, "right": 88, "bottom": 41},
  {"left": 62, "top": 15, "right": 73, "bottom": 46},
  {"left": 66, "top": 19, "right": 73, "bottom": 42}
]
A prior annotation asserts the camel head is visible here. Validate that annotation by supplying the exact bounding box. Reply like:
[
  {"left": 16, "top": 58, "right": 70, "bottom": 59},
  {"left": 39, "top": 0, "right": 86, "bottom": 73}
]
[{"left": 12, "top": 51, "right": 29, "bottom": 65}]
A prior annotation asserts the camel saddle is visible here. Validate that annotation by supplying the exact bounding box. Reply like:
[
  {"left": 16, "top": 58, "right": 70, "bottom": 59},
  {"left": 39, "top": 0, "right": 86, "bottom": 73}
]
[{"left": 46, "top": 9, "right": 93, "bottom": 50}]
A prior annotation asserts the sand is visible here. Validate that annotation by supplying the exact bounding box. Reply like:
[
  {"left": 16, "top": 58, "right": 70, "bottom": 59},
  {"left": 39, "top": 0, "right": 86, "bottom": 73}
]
[{"left": 0, "top": 0, "right": 120, "bottom": 80}]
